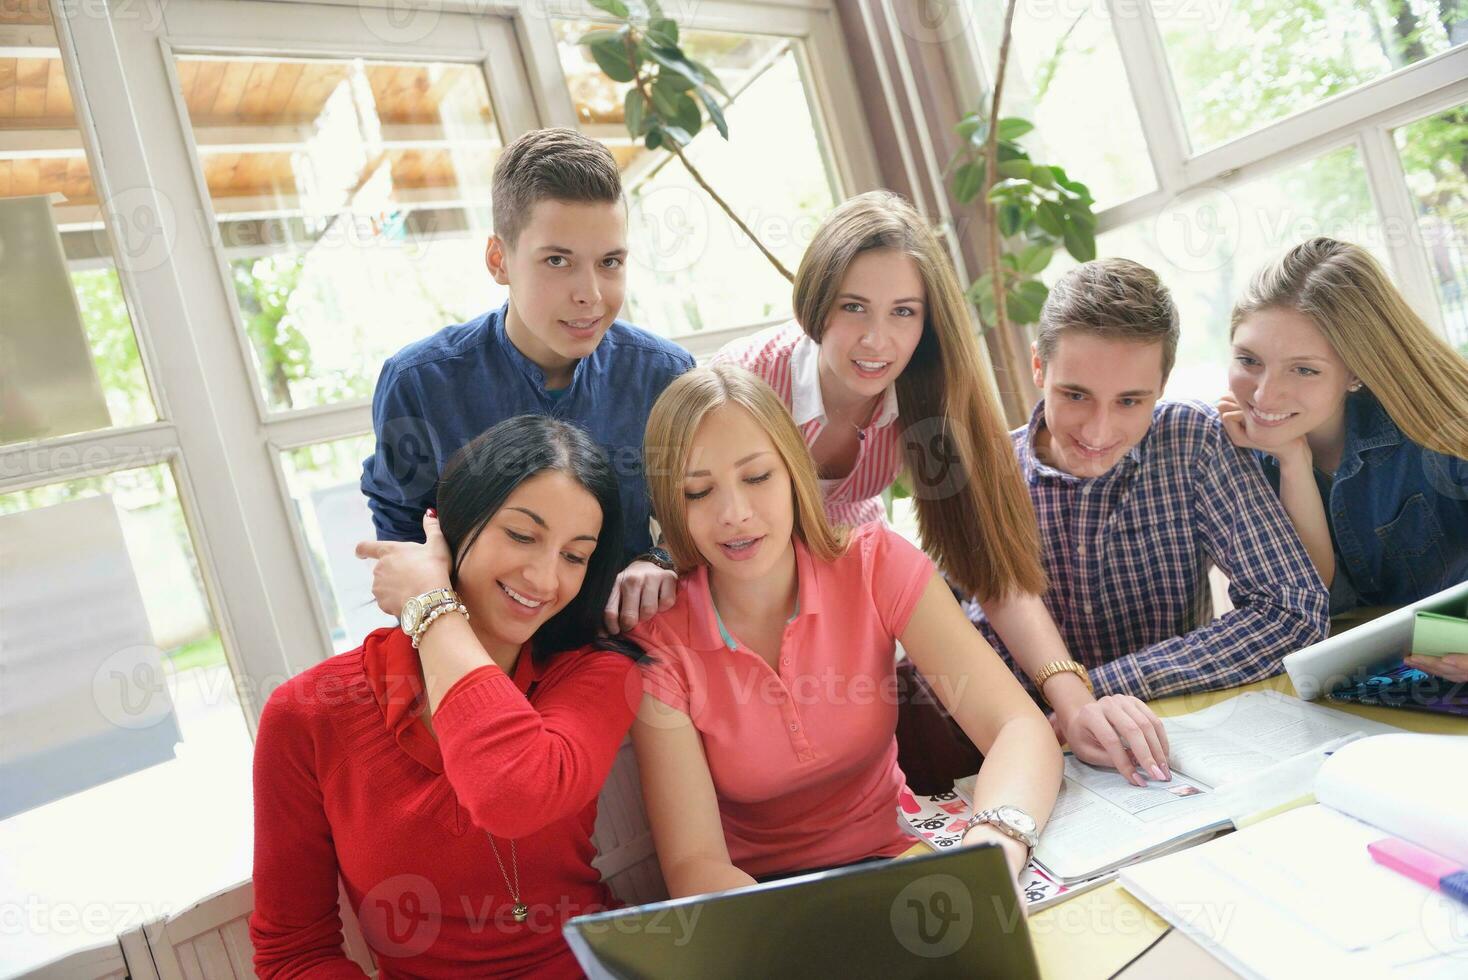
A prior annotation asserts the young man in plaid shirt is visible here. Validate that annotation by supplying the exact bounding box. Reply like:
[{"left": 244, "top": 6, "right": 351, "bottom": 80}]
[{"left": 968, "top": 258, "right": 1329, "bottom": 705}]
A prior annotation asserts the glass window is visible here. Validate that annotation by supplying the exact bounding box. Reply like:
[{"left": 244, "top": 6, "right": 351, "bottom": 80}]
[
  {"left": 1046, "top": 145, "right": 1383, "bottom": 402},
  {"left": 0, "top": 464, "right": 252, "bottom": 973},
  {"left": 1152, "top": 0, "right": 1465, "bottom": 151},
  {"left": 554, "top": 22, "right": 839, "bottom": 339},
  {"left": 280, "top": 434, "right": 395, "bottom": 653},
  {"left": 968, "top": 0, "right": 1155, "bottom": 209},
  {"left": 0, "top": 8, "right": 156, "bottom": 447},
  {"left": 1394, "top": 102, "right": 1468, "bottom": 353},
  {"left": 172, "top": 56, "right": 507, "bottom": 412}
]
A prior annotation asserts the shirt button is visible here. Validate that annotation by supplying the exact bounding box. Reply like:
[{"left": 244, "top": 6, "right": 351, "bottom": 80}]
[
  {"left": 789, "top": 722, "right": 800, "bottom": 732},
  {"left": 781, "top": 658, "right": 790, "bottom": 667},
  {"left": 1077, "top": 545, "right": 1086, "bottom": 557},
  {"left": 1083, "top": 603, "right": 1094, "bottom": 614}
]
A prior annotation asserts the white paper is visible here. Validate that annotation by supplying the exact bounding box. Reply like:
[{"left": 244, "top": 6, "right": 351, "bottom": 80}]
[
  {"left": 1316, "top": 733, "right": 1468, "bottom": 866},
  {"left": 1121, "top": 805, "right": 1468, "bottom": 979}
]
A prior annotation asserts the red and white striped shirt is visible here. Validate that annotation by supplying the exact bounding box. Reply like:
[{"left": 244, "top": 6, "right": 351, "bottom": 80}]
[{"left": 712, "top": 321, "right": 903, "bottom": 527}]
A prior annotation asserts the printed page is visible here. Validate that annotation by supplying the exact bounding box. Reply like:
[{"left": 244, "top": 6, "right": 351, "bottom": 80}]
[
  {"left": 1031, "top": 756, "right": 1228, "bottom": 883},
  {"left": 1163, "top": 690, "right": 1400, "bottom": 789}
]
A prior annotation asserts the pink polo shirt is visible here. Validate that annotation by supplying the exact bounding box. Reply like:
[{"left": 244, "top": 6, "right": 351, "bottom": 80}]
[{"left": 630, "top": 522, "right": 935, "bottom": 878}]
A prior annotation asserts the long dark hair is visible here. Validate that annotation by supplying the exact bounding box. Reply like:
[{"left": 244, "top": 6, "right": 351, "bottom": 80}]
[{"left": 436, "top": 415, "right": 640, "bottom": 663}]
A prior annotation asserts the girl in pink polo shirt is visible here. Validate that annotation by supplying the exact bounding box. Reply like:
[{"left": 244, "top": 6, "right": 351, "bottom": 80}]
[{"left": 629, "top": 365, "right": 1062, "bottom": 897}]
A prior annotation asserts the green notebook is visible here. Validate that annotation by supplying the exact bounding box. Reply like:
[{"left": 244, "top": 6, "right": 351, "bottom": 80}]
[{"left": 1411, "top": 610, "right": 1468, "bottom": 657}]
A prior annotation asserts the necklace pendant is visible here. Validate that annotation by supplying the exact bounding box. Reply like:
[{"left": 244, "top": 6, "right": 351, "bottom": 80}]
[{"left": 512, "top": 902, "right": 529, "bottom": 923}]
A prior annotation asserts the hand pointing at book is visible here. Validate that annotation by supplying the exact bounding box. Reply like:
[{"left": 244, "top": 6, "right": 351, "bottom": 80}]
[{"left": 1404, "top": 653, "right": 1468, "bottom": 683}]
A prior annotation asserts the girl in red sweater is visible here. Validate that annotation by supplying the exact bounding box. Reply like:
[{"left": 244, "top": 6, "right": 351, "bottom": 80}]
[{"left": 250, "top": 416, "right": 643, "bottom": 978}]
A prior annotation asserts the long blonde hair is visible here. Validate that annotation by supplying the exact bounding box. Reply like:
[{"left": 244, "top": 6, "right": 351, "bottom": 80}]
[
  {"left": 1231, "top": 237, "right": 1468, "bottom": 459},
  {"left": 643, "top": 364, "right": 848, "bottom": 572},
  {"left": 791, "top": 190, "right": 1046, "bottom": 601}
]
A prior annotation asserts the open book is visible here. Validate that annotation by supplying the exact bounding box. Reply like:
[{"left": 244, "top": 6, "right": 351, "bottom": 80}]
[
  {"left": 1120, "top": 733, "right": 1468, "bottom": 978},
  {"left": 931, "top": 691, "right": 1400, "bottom": 885}
]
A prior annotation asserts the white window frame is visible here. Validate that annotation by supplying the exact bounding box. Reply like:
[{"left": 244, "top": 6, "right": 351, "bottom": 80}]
[
  {"left": 945, "top": 0, "right": 1468, "bottom": 336},
  {"left": 12, "top": 0, "right": 880, "bottom": 734}
]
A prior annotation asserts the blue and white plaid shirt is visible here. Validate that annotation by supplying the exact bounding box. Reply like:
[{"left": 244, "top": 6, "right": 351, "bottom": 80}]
[{"left": 968, "top": 400, "right": 1330, "bottom": 700}]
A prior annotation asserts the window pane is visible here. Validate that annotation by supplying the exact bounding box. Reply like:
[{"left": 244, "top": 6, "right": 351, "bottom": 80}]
[
  {"left": 968, "top": 0, "right": 1155, "bottom": 209},
  {"left": 172, "top": 56, "right": 506, "bottom": 412},
  {"left": 0, "top": 464, "right": 251, "bottom": 974},
  {"left": 0, "top": 7, "right": 156, "bottom": 446},
  {"left": 1153, "top": 0, "right": 1465, "bottom": 151},
  {"left": 1046, "top": 146, "right": 1383, "bottom": 402},
  {"left": 1394, "top": 102, "right": 1468, "bottom": 353},
  {"left": 280, "top": 434, "right": 395, "bottom": 653},
  {"left": 555, "top": 23, "right": 839, "bottom": 338}
]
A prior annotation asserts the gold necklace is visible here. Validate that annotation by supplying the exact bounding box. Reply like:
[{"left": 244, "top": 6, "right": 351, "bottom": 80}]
[{"left": 486, "top": 833, "right": 527, "bottom": 923}]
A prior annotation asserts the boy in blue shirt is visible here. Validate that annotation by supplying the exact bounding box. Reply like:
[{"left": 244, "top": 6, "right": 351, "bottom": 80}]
[{"left": 361, "top": 128, "right": 694, "bottom": 629}]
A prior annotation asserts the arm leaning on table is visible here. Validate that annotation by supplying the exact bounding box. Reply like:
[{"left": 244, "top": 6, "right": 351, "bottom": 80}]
[
  {"left": 1089, "top": 432, "right": 1330, "bottom": 701},
  {"left": 900, "top": 574, "right": 1063, "bottom": 877}
]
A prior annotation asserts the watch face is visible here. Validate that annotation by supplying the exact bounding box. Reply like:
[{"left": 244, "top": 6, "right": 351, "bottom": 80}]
[
  {"left": 998, "top": 806, "right": 1036, "bottom": 834},
  {"left": 402, "top": 597, "right": 423, "bottom": 632}
]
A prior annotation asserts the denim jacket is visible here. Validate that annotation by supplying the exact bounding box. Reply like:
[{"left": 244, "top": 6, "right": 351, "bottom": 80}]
[{"left": 1258, "top": 392, "right": 1468, "bottom": 613}]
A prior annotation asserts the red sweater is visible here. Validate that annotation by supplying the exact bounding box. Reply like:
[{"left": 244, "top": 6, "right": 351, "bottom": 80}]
[{"left": 249, "top": 627, "right": 639, "bottom": 978}]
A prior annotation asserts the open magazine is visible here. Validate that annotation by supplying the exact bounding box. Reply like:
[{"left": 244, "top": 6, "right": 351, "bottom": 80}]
[
  {"left": 900, "top": 691, "right": 1402, "bottom": 887},
  {"left": 1120, "top": 733, "right": 1468, "bottom": 978}
]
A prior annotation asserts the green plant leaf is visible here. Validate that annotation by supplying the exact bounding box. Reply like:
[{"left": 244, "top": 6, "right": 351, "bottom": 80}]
[
  {"left": 695, "top": 86, "right": 728, "bottom": 139},
  {"left": 997, "top": 117, "right": 1035, "bottom": 140},
  {"left": 624, "top": 88, "right": 648, "bottom": 136},
  {"left": 645, "top": 126, "right": 664, "bottom": 150},
  {"left": 651, "top": 75, "right": 683, "bottom": 116},
  {"left": 996, "top": 159, "right": 1032, "bottom": 179},
  {"left": 1016, "top": 279, "right": 1049, "bottom": 305},
  {"left": 1006, "top": 292, "right": 1041, "bottom": 324},
  {"left": 999, "top": 202, "right": 1023, "bottom": 236},
  {"left": 1062, "top": 222, "right": 1096, "bottom": 262},
  {"left": 1064, "top": 203, "right": 1098, "bottom": 231},
  {"left": 1016, "top": 243, "right": 1054, "bottom": 275},
  {"left": 996, "top": 140, "right": 1029, "bottom": 163},
  {"left": 647, "top": 47, "right": 704, "bottom": 91},
  {"left": 955, "top": 115, "right": 983, "bottom": 142},
  {"left": 686, "top": 57, "right": 731, "bottom": 98},
  {"left": 589, "top": 34, "right": 637, "bottom": 82},
  {"left": 953, "top": 161, "right": 985, "bottom": 202},
  {"left": 648, "top": 16, "right": 678, "bottom": 46},
  {"left": 578, "top": 29, "right": 621, "bottom": 45},
  {"left": 645, "top": 0, "right": 664, "bottom": 17},
  {"left": 673, "top": 92, "right": 702, "bottom": 137},
  {"left": 986, "top": 177, "right": 1027, "bottom": 202},
  {"left": 1035, "top": 200, "right": 1064, "bottom": 236},
  {"left": 965, "top": 274, "right": 994, "bottom": 305},
  {"left": 1028, "top": 165, "right": 1056, "bottom": 189},
  {"left": 589, "top": 0, "right": 630, "bottom": 17},
  {"left": 663, "top": 124, "right": 694, "bottom": 146}
]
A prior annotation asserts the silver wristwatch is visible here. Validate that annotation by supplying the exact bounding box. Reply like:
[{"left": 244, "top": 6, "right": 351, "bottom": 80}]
[{"left": 965, "top": 805, "right": 1039, "bottom": 850}]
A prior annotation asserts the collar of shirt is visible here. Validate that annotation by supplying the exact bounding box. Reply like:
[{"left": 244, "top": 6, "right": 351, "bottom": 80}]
[
  {"left": 1017, "top": 398, "right": 1145, "bottom": 487},
  {"left": 362, "top": 626, "right": 540, "bottom": 773},
  {"left": 489, "top": 301, "right": 590, "bottom": 395},
  {"left": 1336, "top": 391, "right": 1402, "bottom": 477},
  {"left": 682, "top": 534, "right": 826, "bottom": 651},
  {"left": 788, "top": 332, "right": 900, "bottom": 430}
]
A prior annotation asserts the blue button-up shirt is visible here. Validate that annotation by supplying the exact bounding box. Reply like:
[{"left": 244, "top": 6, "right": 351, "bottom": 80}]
[
  {"left": 969, "top": 400, "right": 1330, "bottom": 699},
  {"left": 1257, "top": 391, "right": 1468, "bottom": 614},
  {"left": 361, "top": 303, "right": 694, "bottom": 563}
]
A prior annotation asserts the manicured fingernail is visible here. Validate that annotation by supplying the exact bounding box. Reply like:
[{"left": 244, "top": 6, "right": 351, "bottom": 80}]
[
  {"left": 1151, "top": 765, "right": 1166, "bottom": 781},
  {"left": 1163, "top": 765, "right": 1173, "bottom": 780}
]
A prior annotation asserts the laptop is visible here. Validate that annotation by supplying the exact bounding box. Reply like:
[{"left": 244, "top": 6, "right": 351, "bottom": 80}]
[
  {"left": 1283, "top": 579, "right": 1468, "bottom": 717},
  {"left": 563, "top": 843, "right": 1040, "bottom": 979}
]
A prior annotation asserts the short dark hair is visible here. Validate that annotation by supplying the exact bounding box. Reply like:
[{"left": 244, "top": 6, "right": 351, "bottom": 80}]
[
  {"left": 436, "top": 415, "right": 639, "bottom": 664},
  {"left": 1037, "top": 258, "right": 1180, "bottom": 381},
  {"left": 491, "top": 128, "right": 623, "bottom": 247}
]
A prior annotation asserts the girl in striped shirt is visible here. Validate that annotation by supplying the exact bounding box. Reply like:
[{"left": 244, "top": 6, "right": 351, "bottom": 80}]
[{"left": 713, "top": 191, "right": 1172, "bottom": 782}]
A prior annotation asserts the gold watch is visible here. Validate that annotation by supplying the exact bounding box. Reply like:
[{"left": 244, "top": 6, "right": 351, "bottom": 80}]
[
  {"left": 1032, "top": 660, "right": 1093, "bottom": 706},
  {"left": 400, "top": 588, "right": 458, "bottom": 637}
]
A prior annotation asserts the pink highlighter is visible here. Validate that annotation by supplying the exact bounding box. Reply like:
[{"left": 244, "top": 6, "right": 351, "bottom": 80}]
[{"left": 1368, "top": 838, "right": 1468, "bottom": 907}]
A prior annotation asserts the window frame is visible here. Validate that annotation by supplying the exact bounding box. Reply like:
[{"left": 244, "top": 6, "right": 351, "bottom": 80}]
[
  {"left": 945, "top": 0, "right": 1468, "bottom": 338},
  {"left": 11, "top": 0, "right": 881, "bottom": 737}
]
